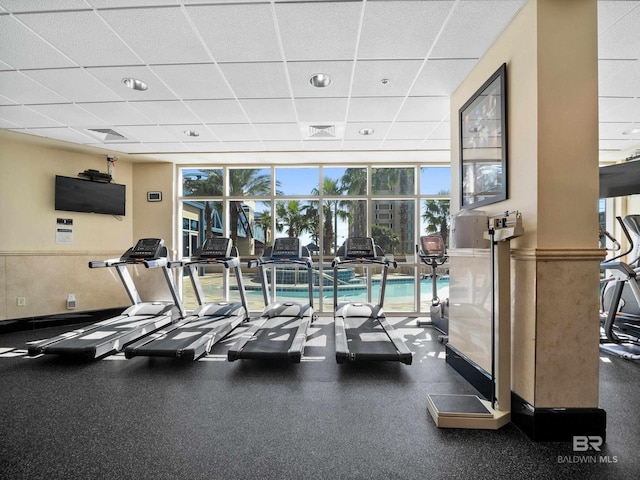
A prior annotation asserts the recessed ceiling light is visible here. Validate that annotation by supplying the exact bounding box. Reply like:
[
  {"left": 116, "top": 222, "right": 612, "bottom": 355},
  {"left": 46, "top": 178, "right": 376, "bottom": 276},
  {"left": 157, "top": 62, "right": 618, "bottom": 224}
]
[
  {"left": 622, "top": 128, "right": 640, "bottom": 135},
  {"left": 309, "top": 73, "right": 332, "bottom": 88},
  {"left": 122, "top": 77, "right": 148, "bottom": 91},
  {"left": 359, "top": 128, "right": 375, "bottom": 136},
  {"left": 184, "top": 130, "right": 200, "bottom": 137}
]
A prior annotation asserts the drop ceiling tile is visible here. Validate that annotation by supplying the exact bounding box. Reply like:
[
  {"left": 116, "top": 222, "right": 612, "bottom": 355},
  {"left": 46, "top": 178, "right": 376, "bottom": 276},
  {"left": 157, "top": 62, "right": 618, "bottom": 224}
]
[
  {"left": 218, "top": 62, "right": 291, "bottom": 98},
  {"left": 347, "top": 97, "right": 403, "bottom": 122},
  {"left": 599, "top": 97, "right": 639, "bottom": 123},
  {"left": 208, "top": 124, "right": 260, "bottom": 142},
  {"left": 0, "top": 71, "right": 69, "bottom": 104},
  {"left": 130, "top": 100, "right": 203, "bottom": 125},
  {"left": 0, "top": 15, "right": 76, "bottom": 69},
  {"left": 78, "top": 102, "right": 154, "bottom": 125},
  {"left": 599, "top": 60, "right": 640, "bottom": 97},
  {"left": 263, "top": 141, "right": 304, "bottom": 151},
  {"left": 28, "top": 104, "right": 105, "bottom": 127},
  {"left": 0, "top": 118, "right": 19, "bottom": 128},
  {"left": 295, "top": 97, "right": 348, "bottom": 123},
  {"left": 387, "top": 121, "right": 439, "bottom": 140},
  {"left": 597, "top": 1, "right": 640, "bottom": 34},
  {"left": 0, "top": 95, "right": 17, "bottom": 106},
  {"left": 116, "top": 125, "right": 182, "bottom": 143},
  {"left": 89, "top": 0, "right": 178, "bottom": 7},
  {"left": 142, "top": 142, "right": 192, "bottom": 153},
  {"left": 287, "top": 61, "right": 353, "bottom": 98},
  {"left": 598, "top": 6, "right": 640, "bottom": 58},
  {"left": 430, "top": 1, "right": 526, "bottom": 58},
  {"left": 16, "top": 10, "right": 141, "bottom": 67},
  {"left": 240, "top": 98, "right": 297, "bottom": 123},
  {"left": 344, "top": 122, "right": 391, "bottom": 140},
  {"left": 600, "top": 122, "right": 636, "bottom": 139},
  {"left": 185, "top": 99, "right": 249, "bottom": 124},
  {"left": 86, "top": 66, "right": 178, "bottom": 101},
  {"left": 351, "top": 60, "right": 423, "bottom": 97},
  {"left": 420, "top": 139, "right": 451, "bottom": 150},
  {"left": 0, "top": 0, "right": 90, "bottom": 11},
  {"left": 379, "top": 139, "right": 425, "bottom": 150},
  {"left": 342, "top": 139, "right": 383, "bottom": 150},
  {"left": 0, "top": 61, "right": 12, "bottom": 71},
  {"left": 427, "top": 122, "right": 451, "bottom": 140},
  {"left": 397, "top": 97, "right": 450, "bottom": 122},
  {"left": 85, "top": 142, "right": 151, "bottom": 154},
  {"left": 16, "top": 127, "right": 94, "bottom": 144},
  {"left": 98, "top": 6, "right": 211, "bottom": 64},
  {"left": 183, "top": 141, "right": 227, "bottom": 153},
  {"left": 24, "top": 68, "right": 123, "bottom": 103},
  {"left": 161, "top": 124, "right": 218, "bottom": 142},
  {"left": 221, "top": 141, "right": 263, "bottom": 152},
  {"left": 599, "top": 138, "right": 636, "bottom": 151},
  {"left": 186, "top": 3, "right": 282, "bottom": 62},
  {"left": 254, "top": 123, "right": 300, "bottom": 141},
  {"left": 150, "top": 64, "right": 234, "bottom": 100},
  {"left": 302, "top": 139, "right": 343, "bottom": 151},
  {"left": 358, "top": 0, "right": 454, "bottom": 59},
  {"left": 0, "top": 105, "right": 62, "bottom": 127},
  {"left": 410, "top": 59, "right": 478, "bottom": 96},
  {"left": 275, "top": 1, "right": 361, "bottom": 60}
]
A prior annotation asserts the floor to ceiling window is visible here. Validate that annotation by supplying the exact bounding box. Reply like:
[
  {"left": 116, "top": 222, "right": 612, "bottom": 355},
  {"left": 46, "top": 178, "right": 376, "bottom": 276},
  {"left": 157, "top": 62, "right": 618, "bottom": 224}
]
[{"left": 179, "top": 165, "right": 450, "bottom": 315}]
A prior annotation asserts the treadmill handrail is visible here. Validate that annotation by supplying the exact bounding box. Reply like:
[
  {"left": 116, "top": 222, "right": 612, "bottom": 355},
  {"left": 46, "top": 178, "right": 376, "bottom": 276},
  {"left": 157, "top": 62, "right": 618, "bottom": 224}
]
[{"left": 331, "top": 256, "right": 396, "bottom": 268}]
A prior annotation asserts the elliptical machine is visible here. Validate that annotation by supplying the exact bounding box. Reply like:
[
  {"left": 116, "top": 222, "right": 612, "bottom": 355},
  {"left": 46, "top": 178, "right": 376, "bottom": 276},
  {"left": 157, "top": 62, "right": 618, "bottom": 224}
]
[
  {"left": 600, "top": 215, "right": 640, "bottom": 359},
  {"left": 416, "top": 235, "right": 449, "bottom": 341}
]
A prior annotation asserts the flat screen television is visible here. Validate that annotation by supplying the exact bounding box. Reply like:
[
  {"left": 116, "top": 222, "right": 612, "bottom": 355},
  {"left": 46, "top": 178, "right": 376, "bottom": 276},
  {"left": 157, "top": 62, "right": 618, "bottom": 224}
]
[{"left": 55, "top": 175, "right": 126, "bottom": 216}]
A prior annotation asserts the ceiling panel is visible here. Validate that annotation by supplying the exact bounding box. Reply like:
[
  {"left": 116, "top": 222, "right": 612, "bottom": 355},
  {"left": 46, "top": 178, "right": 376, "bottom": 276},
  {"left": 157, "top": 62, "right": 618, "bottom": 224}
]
[
  {"left": 16, "top": 10, "right": 142, "bottom": 67},
  {"left": 24, "top": 68, "right": 123, "bottom": 103},
  {"left": 0, "top": 71, "right": 69, "bottom": 104},
  {"left": 358, "top": 0, "right": 454, "bottom": 59},
  {"left": 218, "top": 62, "right": 291, "bottom": 99},
  {"left": 98, "top": 6, "right": 211, "bottom": 64},
  {"left": 0, "top": 15, "right": 76, "bottom": 69},
  {"left": 351, "top": 60, "right": 423, "bottom": 97},
  {"left": 275, "top": 1, "right": 362, "bottom": 61},
  {"left": 186, "top": 3, "right": 282, "bottom": 63},
  {"left": 0, "top": 1, "right": 636, "bottom": 161}
]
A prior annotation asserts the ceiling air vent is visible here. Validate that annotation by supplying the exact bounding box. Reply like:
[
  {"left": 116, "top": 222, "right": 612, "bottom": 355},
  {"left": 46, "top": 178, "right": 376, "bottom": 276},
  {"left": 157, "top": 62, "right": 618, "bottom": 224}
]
[
  {"left": 309, "top": 125, "right": 335, "bottom": 138},
  {"left": 85, "top": 128, "right": 128, "bottom": 142}
]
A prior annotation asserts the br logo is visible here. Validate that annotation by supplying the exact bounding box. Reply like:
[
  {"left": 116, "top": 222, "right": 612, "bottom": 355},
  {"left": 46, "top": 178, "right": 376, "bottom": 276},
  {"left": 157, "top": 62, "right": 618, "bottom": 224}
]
[{"left": 573, "top": 436, "right": 603, "bottom": 452}]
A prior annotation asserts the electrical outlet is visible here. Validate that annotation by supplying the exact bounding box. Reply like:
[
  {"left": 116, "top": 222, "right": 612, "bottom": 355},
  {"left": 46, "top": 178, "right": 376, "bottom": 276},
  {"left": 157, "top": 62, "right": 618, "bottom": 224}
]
[
  {"left": 17, "top": 297, "right": 26, "bottom": 307},
  {"left": 67, "top": 294, "right": 76, "bottom": 310}
]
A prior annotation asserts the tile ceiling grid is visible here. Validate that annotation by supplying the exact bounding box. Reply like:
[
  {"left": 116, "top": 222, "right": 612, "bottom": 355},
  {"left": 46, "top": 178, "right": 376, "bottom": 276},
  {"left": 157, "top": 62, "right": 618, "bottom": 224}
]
[{"left": 0, "top": 1, "right": 638, "bottom": 162}]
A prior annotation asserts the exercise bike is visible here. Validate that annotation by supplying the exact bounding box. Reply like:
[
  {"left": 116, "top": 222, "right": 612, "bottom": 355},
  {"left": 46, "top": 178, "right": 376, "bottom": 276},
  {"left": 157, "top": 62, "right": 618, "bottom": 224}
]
[{"left": 416, "top": 235, "right": 449, "bottom": 341}]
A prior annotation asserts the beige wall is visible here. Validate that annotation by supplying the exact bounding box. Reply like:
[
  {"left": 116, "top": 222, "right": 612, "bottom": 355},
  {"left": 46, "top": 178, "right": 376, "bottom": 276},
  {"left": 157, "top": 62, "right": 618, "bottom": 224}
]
[
  {"left": 449, "top": 0, "right": 602, "bottom": 408},
  {"left": 0, "top": 132, "right": 135, "bottom": 320}
]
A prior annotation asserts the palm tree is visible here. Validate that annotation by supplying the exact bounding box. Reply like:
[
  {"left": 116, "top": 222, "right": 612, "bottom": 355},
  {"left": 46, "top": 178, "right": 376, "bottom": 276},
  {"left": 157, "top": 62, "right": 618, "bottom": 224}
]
[
  {"left": 276, "top": 200, "right": 312, "bottom": 238},
  {"left": 312, "top": 177, "right": 347, "bottom": 254},
  {"left": 422, "top": 193, "right": 450, "bottom": 247},
  {"left": 340, "top": 168, "right": 367, "bottom": 239},
  {"left": 228, "top": 169, "right": 272, "bottom": 241}
]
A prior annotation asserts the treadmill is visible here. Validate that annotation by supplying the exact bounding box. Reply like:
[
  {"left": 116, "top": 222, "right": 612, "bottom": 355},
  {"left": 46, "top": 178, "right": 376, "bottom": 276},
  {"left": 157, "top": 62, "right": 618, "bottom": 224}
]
[
  {"left": 124, "top": 237, "right": 249, "bottom": 361},
  {"left": 227, "top": 236, "right": 317, "bottom": 363},
  {"left": 332, "top": 237, "right": 413, "bottom": 365},
  {"left": 27, "top": 238, "right": 185, "bottom": 359}
]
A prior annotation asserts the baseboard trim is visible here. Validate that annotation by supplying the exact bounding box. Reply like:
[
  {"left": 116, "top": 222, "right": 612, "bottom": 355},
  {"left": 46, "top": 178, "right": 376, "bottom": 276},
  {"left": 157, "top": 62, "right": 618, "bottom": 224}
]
[
  {"left": 511, "top": 392, "right": 607, "bottom": 442},
  {"left": 445, "top": 344, "right": 607, "bottom": 442}
]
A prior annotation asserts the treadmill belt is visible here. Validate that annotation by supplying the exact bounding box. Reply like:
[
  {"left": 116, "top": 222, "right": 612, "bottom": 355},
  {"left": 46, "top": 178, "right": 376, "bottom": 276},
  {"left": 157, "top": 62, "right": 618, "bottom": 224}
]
[
  {"left": 240, "top": 317, "right": 298, "bottom": 354},
  {"left": 343, "top": 316, "right": 399, "bottom": 357}
]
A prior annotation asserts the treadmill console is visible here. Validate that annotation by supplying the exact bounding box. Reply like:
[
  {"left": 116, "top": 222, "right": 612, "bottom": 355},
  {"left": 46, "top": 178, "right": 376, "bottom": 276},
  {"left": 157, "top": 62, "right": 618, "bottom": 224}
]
[
  {"left": 344, "top": 237, "right": 376, "bottom": 259},
  {"left": 128, "top": 238, "right": 164, "bottom": 259},
  {"left": 270, "top": 237, "right": 302, "bottom": 259},
  {"left": 420, "top": 236, "right": 445, "bottom": 257},
  {"left": 197, "top": 237, "right": 232, "bottom": 259}
]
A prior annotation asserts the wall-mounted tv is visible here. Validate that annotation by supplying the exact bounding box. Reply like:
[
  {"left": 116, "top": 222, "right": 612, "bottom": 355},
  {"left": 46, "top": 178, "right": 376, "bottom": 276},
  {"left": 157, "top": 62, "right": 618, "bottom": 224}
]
[{"left": 55, "top": 175, "right": 126, "bottom": 216}]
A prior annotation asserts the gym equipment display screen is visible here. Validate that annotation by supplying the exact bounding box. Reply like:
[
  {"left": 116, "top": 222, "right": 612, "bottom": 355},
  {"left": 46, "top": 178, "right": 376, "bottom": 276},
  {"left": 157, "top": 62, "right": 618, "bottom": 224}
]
[
  {"left": 459, "top": 63, "right": 507, "bottom": 210},
  {"left": 55, "top": 175, "right": 126, "bottom": 216},
  {"left": 271, "top": 237, "right": 301, "bottom": 258},
  {"left": 130, "top": 238, "right": 163, "bottom": 259},
  {"left": 199, "top": 237, "right": 232, "bottom": 258},
  {"left": 345, "top": 237, "right": 375, "bottom": 258}
]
